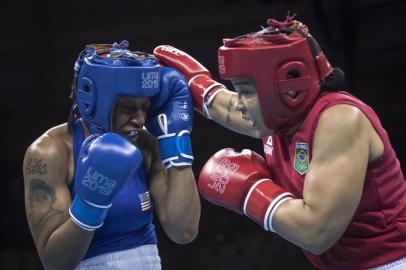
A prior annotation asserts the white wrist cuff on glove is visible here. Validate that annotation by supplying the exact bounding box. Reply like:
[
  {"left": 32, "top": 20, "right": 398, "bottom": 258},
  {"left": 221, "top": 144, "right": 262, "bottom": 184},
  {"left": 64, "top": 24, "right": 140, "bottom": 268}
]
[
  {"left": 243, "top": 179, "right": 293, "bottom": 232},
  {"left": 265, "top": 194, "right": 293, "bottom": 232}
]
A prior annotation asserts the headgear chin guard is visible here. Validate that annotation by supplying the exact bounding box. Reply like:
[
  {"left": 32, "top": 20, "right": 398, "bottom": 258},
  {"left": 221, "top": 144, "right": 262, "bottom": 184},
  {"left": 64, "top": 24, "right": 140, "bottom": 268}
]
[
  {"left": 218, "top": 13, "right": 333, "bottom": 131},
  {"left": 72, "top": 40, "right": 161, "bottom": 134}
]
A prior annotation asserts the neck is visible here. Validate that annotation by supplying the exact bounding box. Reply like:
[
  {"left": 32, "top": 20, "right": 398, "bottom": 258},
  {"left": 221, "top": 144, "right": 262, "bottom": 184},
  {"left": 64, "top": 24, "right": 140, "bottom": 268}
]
[
  {"left": 80, "top": 119, "right": 92, "bottom": 138},
  {"left": 286, "top": 121, "right": 303, "bottom": 135}
]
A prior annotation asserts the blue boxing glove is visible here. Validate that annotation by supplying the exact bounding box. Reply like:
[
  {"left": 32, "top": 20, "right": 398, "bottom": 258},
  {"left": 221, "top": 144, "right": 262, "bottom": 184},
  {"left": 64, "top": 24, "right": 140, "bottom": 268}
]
[
  {"left": 69, "top": 133, "right": 143, "bottom": 231},
  {"left": 147, "top": 67, "right": 194, "bottom": 168}
]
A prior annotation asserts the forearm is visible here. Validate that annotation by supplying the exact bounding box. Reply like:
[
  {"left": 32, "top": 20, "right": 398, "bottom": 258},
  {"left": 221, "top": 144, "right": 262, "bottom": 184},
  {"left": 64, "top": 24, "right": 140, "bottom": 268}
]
[
  {"left": 207, "top": 90, "right": 258, "bottom": 138},
  {"left": 162, "top": 166, "right": 200, "bottom": 243},
  {"left": 37, "top": 218, "right": 93, "bottom": 270},
  {"left": 153, "top": 45, "right": 257, "bottom": 138},
  {"left": 272, "top": 199, "right": 347, "bottom": 254}
]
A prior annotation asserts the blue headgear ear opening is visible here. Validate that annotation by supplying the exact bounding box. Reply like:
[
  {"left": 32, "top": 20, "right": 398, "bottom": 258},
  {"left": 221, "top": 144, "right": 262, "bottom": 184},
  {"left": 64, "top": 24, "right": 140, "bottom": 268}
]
[{"left": 76, "top": 77, "right": 97, "bottom": 118}]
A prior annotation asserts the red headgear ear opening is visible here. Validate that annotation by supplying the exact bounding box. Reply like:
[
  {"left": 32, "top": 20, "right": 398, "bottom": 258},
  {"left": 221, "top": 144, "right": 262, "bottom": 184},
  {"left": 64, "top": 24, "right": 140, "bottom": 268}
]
[{"left": 277, "top": 61, "right": 310, "bottom": 108}]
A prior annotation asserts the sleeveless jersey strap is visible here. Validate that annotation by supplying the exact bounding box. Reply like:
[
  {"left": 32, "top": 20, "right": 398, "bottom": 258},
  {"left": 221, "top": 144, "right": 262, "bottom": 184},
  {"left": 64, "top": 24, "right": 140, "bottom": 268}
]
[{"left": 70, "top": 119, "right": 85, "bottom": 195}]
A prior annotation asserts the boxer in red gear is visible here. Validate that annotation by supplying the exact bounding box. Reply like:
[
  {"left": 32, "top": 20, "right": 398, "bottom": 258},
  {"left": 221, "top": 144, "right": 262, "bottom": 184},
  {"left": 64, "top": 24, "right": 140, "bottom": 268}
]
[{"left": 154, "top": 13, "right": 406, "bottom": 270}]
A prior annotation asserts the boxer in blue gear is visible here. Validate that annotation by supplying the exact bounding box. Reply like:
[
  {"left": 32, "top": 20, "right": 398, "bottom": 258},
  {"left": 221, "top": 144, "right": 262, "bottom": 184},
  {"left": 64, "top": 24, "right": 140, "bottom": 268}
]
[{"left": 23, "top": 41, "right": 201, "bottom": 270}]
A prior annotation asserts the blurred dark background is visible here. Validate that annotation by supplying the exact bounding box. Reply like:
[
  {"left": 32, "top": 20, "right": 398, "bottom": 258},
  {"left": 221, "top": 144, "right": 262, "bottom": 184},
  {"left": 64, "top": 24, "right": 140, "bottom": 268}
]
[{"left": 1, "top": 0, "right": 406, "bottom": 269}]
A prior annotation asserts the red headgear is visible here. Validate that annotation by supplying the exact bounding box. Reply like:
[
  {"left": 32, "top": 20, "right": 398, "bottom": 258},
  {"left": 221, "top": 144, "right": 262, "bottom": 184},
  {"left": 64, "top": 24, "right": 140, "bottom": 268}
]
[{"left": 218, "top": 13, "right": 333, "bottom": 131}]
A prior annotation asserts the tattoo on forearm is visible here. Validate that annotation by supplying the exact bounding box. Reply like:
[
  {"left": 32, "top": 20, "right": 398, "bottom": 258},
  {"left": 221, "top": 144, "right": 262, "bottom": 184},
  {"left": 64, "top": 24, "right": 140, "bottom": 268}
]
[
  {"left": 28, "top": 179, "right": 63, "bottom": 229},
  {"left": 225, "top": 95, "right": 236, "bottom": 127},
  {"left": 25, "top": 158, "right": 48, "bottom": 175}
]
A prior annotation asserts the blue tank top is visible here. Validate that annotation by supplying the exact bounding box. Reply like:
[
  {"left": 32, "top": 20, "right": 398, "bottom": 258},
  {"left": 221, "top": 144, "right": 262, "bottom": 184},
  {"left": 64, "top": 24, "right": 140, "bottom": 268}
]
[{"left": 70, "top": 120, "right": 157, "bottom": 260}]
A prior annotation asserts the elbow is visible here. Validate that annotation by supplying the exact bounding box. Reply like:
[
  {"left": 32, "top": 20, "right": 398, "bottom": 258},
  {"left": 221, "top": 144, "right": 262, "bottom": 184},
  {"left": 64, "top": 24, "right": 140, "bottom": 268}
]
[
  {"left": 41, "top": 258, "right": 73, "bottom": 270},
  {"left": 37, "top": 248, "right": 55, "bottom": 270},
  {"left": 39, "top": 249, "right": 80, "bottom": 270},
  {"left": 161, "top": 207, "right": 201, "bottom": 244},
  {"left": 169, "top": 227, "right": 198, "bottom": 244},
  {"left": 302, "top": 242, "right": 330, "bottom": 255},
  {"left": 162, "top": 215, "right": 199, "bottom": 244},
  {"left": 300, "top": 230, "right": 337, "bottom": 255},
  {"left": 42, "top": 259, "right": 78, "bottom": 270}
]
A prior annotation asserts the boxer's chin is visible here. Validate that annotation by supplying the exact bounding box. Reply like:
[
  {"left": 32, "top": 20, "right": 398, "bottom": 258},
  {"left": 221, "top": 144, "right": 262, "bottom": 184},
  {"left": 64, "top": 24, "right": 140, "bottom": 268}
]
[
  {"left": 256, "top": 129, "right": 266, "bottom": 138},
  {"left": 255, "top": 125, "right": 273, "bottom": 138}
]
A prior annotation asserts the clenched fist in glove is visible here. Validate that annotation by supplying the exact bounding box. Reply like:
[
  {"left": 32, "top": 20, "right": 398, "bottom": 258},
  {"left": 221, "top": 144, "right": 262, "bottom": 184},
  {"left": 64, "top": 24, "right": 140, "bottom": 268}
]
[
  {"left": 69, "top": 133, "right": 143, "bottom": 231},
  {"left": 153, "top": 45, "right": 228, "bottom": 118},
  {"left": 198, "top": 148, "right": 293, "bottom": 231},
  {"left": 146, "top": 67, "right": 194, "bottom": 169}
]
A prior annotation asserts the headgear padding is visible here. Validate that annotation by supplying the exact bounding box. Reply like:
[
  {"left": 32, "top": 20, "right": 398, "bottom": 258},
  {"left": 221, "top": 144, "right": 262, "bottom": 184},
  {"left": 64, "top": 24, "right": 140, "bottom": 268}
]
[
  {"left": 74, "top": 41, "right": 161, "bottom": 134},
  {"left": 218, "top": 13, "right": 333, "bottom": 131}
]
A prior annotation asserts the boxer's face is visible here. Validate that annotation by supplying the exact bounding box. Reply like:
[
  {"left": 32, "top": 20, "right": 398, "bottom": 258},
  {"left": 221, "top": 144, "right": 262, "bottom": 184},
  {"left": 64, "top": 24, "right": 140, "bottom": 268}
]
[
  {"left": 232, "top": 78, "right": 272, "bottom": 137},
  {"left": 112, "top": 96, "right": 151, "bottom": 141}
]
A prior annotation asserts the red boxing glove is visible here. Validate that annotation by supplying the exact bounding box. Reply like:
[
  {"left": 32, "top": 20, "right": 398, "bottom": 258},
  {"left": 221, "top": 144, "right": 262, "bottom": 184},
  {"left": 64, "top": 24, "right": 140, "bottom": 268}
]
[
  {"left": 198, "top": 148, "right": 293, "bottom": 231},
  {"left": 154, "top": 45, "right": 227, "bottom": 118}
]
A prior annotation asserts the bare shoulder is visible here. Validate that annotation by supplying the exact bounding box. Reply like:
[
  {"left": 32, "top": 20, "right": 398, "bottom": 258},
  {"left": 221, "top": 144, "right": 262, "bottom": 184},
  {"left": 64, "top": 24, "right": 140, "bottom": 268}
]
[
  {"left": 312, "top": 104, "right": 372, "bottom": 161},
  {"left": 24, "top": 124, "right": 72, "bottom": 185},
  {"left": 317, "top": 104, "right": 366, "bottom": 135}
]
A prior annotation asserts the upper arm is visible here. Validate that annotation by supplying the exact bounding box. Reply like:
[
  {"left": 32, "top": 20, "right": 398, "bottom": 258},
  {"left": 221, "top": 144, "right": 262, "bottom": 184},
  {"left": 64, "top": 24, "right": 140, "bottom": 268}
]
[
  {"left": 207, "top": 90, "right": 259, "bottom": 138},
  {"left": 23, "top": 135, "right": 72, "bottom": 252},
  {"left": 303, "top": 105, "right": 371, "bottom": 240}
]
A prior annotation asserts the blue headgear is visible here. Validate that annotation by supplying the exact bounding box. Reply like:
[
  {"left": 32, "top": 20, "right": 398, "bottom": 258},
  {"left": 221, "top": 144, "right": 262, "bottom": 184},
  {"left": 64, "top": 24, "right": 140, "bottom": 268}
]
[{"left": 72, "top": 40, "right": 161, "bottom": 134}]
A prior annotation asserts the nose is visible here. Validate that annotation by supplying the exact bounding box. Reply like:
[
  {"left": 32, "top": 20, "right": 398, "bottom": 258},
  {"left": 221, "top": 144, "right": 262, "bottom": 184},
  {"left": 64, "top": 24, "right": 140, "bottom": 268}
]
[
  {"left": 130, "top": 110, "right": 146, "bottom": 127},
  {"left": 234, "top": 94, "right": 246, "bottom": 113}
]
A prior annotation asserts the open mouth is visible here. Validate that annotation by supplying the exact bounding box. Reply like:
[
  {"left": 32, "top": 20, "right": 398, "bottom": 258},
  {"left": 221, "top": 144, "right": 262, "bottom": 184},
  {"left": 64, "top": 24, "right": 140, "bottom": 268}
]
[
  {"left": 121, "top": 128, "right": 140, "bottom": 139},
  {"left": 248, "top": 119, "right": 255, "bottom": 127},
  {"left": 242, "top": 115, "right": 255, "bottom": 127},
  {"left": 128, "top": 130, "right": 138, "bottom": 137}
]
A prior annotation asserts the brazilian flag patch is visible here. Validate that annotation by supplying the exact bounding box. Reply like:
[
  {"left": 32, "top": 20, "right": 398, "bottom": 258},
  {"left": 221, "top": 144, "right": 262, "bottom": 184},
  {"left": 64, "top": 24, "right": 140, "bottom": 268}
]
[{"left": 294, "top": 142, "right": 309, "bottom": 175}]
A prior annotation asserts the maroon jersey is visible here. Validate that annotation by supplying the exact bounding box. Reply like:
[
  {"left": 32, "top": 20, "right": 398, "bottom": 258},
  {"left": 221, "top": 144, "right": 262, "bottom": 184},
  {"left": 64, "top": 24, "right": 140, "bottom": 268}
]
[{"left": 263, "top": 91, "right": 406, "bottom": 270}]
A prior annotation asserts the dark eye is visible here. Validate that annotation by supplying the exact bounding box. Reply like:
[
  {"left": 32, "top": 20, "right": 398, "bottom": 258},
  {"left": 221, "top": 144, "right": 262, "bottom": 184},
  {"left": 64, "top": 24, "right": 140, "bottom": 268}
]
[
  {"left": 141, "top": 104, "right": 150, "bottom": 112},
  {"left": 121, "top": 105, "right": 135, "bottom": 112},
  {"left": 287, "top": 70, "right": 300, "bottom": 79},
  {"left": 239, "top": 89, "right": 254, "bottom": 97}
]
